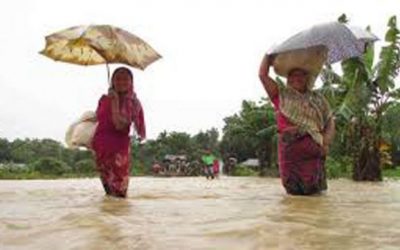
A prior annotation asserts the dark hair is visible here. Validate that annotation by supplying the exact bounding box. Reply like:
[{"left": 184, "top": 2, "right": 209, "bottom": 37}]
[{"left": 288, "top": 68, "right": 308, "bottom": 76}]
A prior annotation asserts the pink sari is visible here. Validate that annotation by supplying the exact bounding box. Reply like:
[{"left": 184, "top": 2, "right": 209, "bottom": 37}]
[
  {"left": 92, "top": 93, "right": 145, "bottom": 197},
  {"left": 213, "top": 159, "right": 220, "bottom": 174}
]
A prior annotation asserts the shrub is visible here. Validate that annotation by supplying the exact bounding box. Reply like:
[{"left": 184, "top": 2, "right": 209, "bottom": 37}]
[
  {"left": 232, "top": 165, "right": 259, "bottom": 176},
  {"left": 74, "top": 159, "right": 96, "bottom": 174},
  {"left": 325, "top": 157, "right": 352, "bottom": 179},
  {"left": 30, "top": 157, "right": 71, "bottom": 175}
]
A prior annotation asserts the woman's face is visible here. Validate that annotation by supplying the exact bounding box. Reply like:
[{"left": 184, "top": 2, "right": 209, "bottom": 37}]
[
  {"left": 113, "top": 70, "right": 132, "bottom": 93},
  {"left": 287, "top": 69, "right": 308, "bottom": 93}
]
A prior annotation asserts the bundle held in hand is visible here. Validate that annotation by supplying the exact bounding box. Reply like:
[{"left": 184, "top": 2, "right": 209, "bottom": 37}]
[{"left": 65, "top": 111, "right": 97, "bottom": 149}]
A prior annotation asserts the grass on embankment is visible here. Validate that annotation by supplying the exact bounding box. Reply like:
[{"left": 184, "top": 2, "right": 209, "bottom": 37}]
[{"left": 382, "top": 168, "right": 400, "bottom": 179}]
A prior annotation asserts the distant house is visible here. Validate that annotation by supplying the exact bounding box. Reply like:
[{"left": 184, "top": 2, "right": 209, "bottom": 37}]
[
  {"left": 163, "top": 154, "right": 187, "bottom": 162},
  {"left": 239, "top": 159, "right": 260, "bottom": 168}
]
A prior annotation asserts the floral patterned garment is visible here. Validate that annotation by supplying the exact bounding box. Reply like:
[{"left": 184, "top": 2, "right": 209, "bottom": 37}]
[{"left": 92, "top": 95, "right": 133, "bottom": 198}]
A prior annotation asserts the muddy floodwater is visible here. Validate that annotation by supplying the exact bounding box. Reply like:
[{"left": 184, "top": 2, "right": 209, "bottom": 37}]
[{"left": 1, "top": 177, "right": 399, "bottom": 250}]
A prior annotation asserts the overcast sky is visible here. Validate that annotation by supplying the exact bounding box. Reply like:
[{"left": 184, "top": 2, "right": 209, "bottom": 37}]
[{"left": 0, "top": 0, "right": 398, "bottom": 143}]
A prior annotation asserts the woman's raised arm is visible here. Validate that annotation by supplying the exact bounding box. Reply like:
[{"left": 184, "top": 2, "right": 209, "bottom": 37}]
[{"left": 259, "top": 54, "right": 279, "bottom": 99}]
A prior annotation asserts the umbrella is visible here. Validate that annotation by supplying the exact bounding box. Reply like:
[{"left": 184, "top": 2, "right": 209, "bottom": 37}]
[
  {"left": 269, "top": 22, "right": 378, "bottom": 77},
  {"left": 40, "top": 25, "right": 161, "bottom": 78}
]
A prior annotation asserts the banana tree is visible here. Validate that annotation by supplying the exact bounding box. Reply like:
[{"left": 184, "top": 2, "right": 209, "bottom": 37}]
[{"left": 319, "top": 15, "right": 400, "bottom": 181}]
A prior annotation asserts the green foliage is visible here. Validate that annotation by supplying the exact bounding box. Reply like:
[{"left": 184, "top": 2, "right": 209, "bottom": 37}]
[
  {"left": 338, "top": 14, "right": 349, "bottom": 24},
  {"left": 0, "top": 138, "right": 11, "bottom": 162},
  {"left": 130, "top": 128, "right": 220, "bottom": 175},
  {"left": 382, "top": 103, "right": 400, "bottom": 151},
  {"left": 232, "top": 165, "right": 259, "bottom": 176},
  {"left": 192, "top": 128, "right": 219, "bottom": 150},
  {"left": 318, "top": 15, "right": 400, "bottom": 181},
  {"left": 131, "top": 161, "right": 146, "bottom": 176},
  {"left": 325, "top": 157, "right": 352, "bottom": 179},
  {"left": 220, "top": 99, "right": 277, "bottom": 173},
  {"left": 0, "top": 138, "right": 65, "bottom": 164},
  {"left": 364, "top": 32, "right": 375, "bottom": 70},
  {"left": 0, "top": 127, "right": 221, "bottom": 178},
  {"left": 157, "top": 131, "right": 193, "bottom": 155},
  {"left": 9, "top": 139, "right": 36, "bottom": 163},
  {"left": 74, "top": 159, "right": 96, "bottom": 174},
  {"left": 378, "top": 16, "right": 399, "bottom": 91},
  {"left": 0, "top": 137, "right": 101, "bottom": 178},
  {"left": 0, "top": 169, "right": 42, "bottom": 179},
  {"left": 0, "top": 162, "right": 30, "bottom": 174},
  {"left": 63, "top": 149, "right": 92, "bottom": 168},
  {"left": 382, "top": 167, "right": 400, "bottom": 179},
  {"left": 30, "top": 157, "right": 71, "bottom": 175}
]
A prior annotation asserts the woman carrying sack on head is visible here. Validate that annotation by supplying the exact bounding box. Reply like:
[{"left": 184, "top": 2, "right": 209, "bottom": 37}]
[{"left": 259, "top": 53, "right": 335, "bottom": 195}]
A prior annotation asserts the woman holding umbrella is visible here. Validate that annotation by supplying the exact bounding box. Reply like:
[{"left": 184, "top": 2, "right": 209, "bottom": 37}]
[
  {"left": 92, "top": 67, "right": 146, "bottom": 198},
  {"left": 259, "top": 53, "right": 335, "bottom": 196},
  {"left": 40, "top": 25, "right": 160, "bottom": 197}
]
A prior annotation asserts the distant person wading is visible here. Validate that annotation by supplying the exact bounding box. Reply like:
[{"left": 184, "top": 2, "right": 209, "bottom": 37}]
[{"left": 202, "top": 149, "right": 216, "bottom": 180}]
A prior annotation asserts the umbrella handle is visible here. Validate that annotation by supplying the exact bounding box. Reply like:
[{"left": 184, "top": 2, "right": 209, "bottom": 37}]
[{"left": 106, "top": 63, "right": 111, "bottom": 86}]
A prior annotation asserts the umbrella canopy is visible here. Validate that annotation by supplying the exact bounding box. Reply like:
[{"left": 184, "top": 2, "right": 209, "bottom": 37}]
[
  {"left": 40, "top": 25, "right": 161, "bottom": 70},
  {"left": 270, "top": 22, "right": 378, "bottom": 77}
]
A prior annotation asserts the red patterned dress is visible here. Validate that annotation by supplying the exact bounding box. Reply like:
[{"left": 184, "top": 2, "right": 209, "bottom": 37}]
[{"left": 92, "top": 94, "right": 145, "bottom": 197}]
